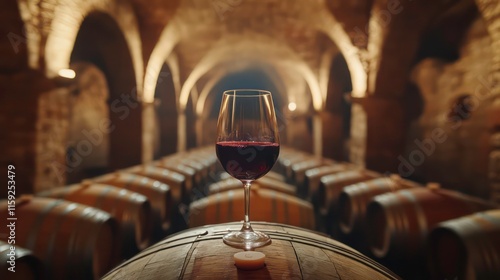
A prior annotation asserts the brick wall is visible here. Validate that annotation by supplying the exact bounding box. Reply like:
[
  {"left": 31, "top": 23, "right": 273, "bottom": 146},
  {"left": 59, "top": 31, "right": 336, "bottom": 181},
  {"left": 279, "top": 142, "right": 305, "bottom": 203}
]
[
  {"left": 0, "top": 70, "right": 60, "bottom": 197},
  {"left": 36, "top": 86, "right": 70, "bottom": 192}
]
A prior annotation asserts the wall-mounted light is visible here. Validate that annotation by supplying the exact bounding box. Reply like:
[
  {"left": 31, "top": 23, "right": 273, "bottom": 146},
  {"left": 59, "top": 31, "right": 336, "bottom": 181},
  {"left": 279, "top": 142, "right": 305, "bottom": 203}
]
[
  {"left": 288, "top": 102, "right": 297, "bottom": 112},
  {"left": 58, "top": 69, "right": 76, "bottom": 79}
]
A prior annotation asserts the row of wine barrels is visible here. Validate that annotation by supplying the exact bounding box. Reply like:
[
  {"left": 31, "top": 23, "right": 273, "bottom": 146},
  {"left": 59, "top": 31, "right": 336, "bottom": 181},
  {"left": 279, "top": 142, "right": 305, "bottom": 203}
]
[
  {"left": 189, "top": 189, "right": 316, "bottom": 230},
  {"left": 154, "top": 161, "right": 199, "bottom": 193},
  {"left": 122, "top": 165, "right": 194, "bottom": 233},
  {"left": 208, "top": 177, "right": 296, "bottom": 196},
  {"left": 0, "top": 197, "right": 118, "bottom": 279},
  {"left": 367, "top": 188, "right": 498, "bottom": 263},
  {"left": 318, "top": 170, "right": 381, "bottom": 214},
  {"left": 428, "top": 209, "right": 500, "bottom": 280},
  {"left": 0, "top": 240, "right": 44, "bottom": 280},
  {"left": 160, "top": 146, "right": 219, "bottom": 182},
  {"left": 313, "top": 170, "right": 380, "bottom": 235},
  {"left": 262, "top": 170, "right": 286, "bottom": 182},
  {"left": 301, "top": 164, "right": 351, "bottom": 199},
  {"left": 102, "top": 222, "right": 400, "bottom": 280},
  {"left": 123, "top": 165, "right": 189, "bottom": 205},
  {"left": 91, "top": 172, "right": 172, "bottom": 241},
  {"left": 37, "top": 184, "right": 151, "bottom": 259},
  {"left": 337, "top": 176, "right": 422, "bottom": 244},
  {"left": 217, "top": 170, "right": 285, "bottom": 183},
  {"left": 287, "top": 157, "right": 335, "bottom": 185},
  {"left": 274, "top": 149, "right": 310, "bottom": 175}
]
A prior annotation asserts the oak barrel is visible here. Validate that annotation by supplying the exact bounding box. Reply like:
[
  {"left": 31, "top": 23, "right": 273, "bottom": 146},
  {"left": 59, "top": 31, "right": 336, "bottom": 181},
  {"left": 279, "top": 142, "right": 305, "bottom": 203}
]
[
  {"left": 288, "top": 158, "right": 335, "bottom": 186},
  {"left": 428, "top": 209, "right": 500, "bottom": 280},
  {"left": 92, "top": 172, "right": 172, "bottom": 241},
  {"left": 338, "top": 176, "right": 421, "bottom": 238},
  {"left": 154, "top": 160, "right": 200, "bottom": 190},
  {"left": 0, "top": 197, "right": 118, "bottom": 279},
  {"left": 123, "top": 165, "right": 189, "bottom": 204},
  {"left": 315, "top": 170, "right": 380, "bottom": 235},
  {"left": 37, "top": 183, "right": 152, "bottom": 259},
  {"left": 189, "top": 189, "right": 315, "bottom": 230},
  {"left": 208, "top": 177, "right": 296, "bottom": 196},
  {"left": 102, "top": 222, "right": 400, "bottom": 280},
  {"left": 302, "top": 164, "right": 350, "bottom": 199},
  {"left": 162, "top": 149, "right": 217, "bottom": 180},
  {"left": 366, "top": 188, "right": 497, "bottom": 262},
  {"left": 275, "top": 151, "right": 310, "bottom": 176},
  {"left": 122, "top": 165, "right": 191, "bottom": 233},
  {"left": 0, "top": 240, "right": 44, "bottom": 280}
]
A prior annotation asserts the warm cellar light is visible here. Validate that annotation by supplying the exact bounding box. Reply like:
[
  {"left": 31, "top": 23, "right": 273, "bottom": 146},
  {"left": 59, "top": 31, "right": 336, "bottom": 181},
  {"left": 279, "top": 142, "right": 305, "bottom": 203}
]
[
  {"left": 58, "top": 69, "right": 76, "bottom": 79},
  {"left": 288, "top": 102, "right": 297, "bottom": 112}
]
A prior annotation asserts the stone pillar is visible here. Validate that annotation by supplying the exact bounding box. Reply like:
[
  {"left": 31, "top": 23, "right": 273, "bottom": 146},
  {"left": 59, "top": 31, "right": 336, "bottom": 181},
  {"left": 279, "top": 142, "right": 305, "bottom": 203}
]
[
  {"left": 349, "top": 96, "right": 407, "bottom": 173},
  {"left": 142, "top": 101, "right": 159, "bottom": 163},
  {"left": 320, "top": 111, "right": 345, "bottom": 161}
]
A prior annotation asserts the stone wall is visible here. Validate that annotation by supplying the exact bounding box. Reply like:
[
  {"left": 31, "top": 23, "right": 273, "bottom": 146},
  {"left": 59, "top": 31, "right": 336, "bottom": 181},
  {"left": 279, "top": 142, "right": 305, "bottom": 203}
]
[
  {"left": 406, "top": 17, "right": 499, "bottom": 201},
  {"left": 0, "top": 70, "right": 60, "bottom": 197},
  {"left": 36, "top": 87, "right": 70, "bottom": 192}
]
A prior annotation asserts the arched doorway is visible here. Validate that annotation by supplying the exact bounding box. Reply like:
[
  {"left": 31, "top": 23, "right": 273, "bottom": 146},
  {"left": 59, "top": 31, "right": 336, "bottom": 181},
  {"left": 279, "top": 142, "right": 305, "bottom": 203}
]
[{"left": 70, "top": 12, "right": 142, "bottom": 171}]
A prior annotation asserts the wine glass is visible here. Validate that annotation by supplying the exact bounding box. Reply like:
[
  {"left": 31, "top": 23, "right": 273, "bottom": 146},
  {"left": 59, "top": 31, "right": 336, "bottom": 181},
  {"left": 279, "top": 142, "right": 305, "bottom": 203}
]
[{"left": 215, "top": 89, "right": 280, "bottom": 249}]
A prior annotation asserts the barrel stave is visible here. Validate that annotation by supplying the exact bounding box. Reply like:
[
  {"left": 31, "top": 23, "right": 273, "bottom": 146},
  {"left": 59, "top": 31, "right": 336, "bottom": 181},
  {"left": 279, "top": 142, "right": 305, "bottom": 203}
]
[
  {"left": 37, "top": 184, "right": 152, "bottom": 259},
  {"left": 92, "top": 172, "right": 172, "bottom": 241},
  {"left": 0, "top": 197, "right": 118, "bottom": 279},
  {"left": 101, "top": 222, "right": 400, "bottom": 280},
  {"left": 428, "top": 209, "right": 500, "bottom": 280}
]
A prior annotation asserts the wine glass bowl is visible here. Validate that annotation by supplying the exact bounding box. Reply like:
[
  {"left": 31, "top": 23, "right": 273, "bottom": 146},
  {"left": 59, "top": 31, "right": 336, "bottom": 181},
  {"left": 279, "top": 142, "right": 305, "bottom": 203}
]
[{"left": 215, "top": 89, "right": 280, "bottom": 249}]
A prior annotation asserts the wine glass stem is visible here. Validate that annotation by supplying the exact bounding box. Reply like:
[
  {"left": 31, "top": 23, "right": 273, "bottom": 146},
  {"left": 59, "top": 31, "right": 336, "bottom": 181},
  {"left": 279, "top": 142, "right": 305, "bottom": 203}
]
[{"left": 242, "top": 180, "right": 252, "bottom": 232}]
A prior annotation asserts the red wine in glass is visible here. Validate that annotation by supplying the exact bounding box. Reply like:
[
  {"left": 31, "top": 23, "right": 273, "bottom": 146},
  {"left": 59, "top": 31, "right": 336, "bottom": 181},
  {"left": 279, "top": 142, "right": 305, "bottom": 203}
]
[
  {"left": 215, "top": 89, "right": 280, "bottom": 249},
  {"left": 216, "top": 141, "right": 279, "bottom": 181}
]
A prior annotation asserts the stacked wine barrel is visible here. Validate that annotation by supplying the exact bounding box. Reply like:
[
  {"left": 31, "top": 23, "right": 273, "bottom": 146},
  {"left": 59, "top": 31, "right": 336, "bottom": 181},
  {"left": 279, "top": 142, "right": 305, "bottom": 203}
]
[
  {"left": 4, "top": 145, "right": 499, "bottom": 279},
  {"left": 270, "top": 147, "right": 500, "bottom": 279},
  {"left": 0, "top": 146, "right": 218, "bottom": 279}
]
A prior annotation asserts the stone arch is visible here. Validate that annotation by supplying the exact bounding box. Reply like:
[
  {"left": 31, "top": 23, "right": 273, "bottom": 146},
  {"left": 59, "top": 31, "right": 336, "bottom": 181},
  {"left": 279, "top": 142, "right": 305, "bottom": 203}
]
[
  {"left": 70, "top": 11, "right": 142, "bottom": 170},
  {"left": 43, "top": 0, "right": 143, "bottom": 87},
  {"left": 179, "top": 36, "right": 322, "bottom": 112}
]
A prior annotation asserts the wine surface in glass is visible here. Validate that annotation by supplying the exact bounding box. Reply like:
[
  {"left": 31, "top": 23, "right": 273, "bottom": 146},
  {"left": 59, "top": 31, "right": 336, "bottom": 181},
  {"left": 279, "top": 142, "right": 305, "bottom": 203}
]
[{"left": 216, "top": 141, "right": 279, "bottom": 181}]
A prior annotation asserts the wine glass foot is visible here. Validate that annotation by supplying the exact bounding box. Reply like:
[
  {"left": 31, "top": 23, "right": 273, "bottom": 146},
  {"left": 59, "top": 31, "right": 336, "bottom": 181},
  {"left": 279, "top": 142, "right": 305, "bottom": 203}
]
[{"left": 223, "top": 230, "right": 271, "bottom": 249}]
